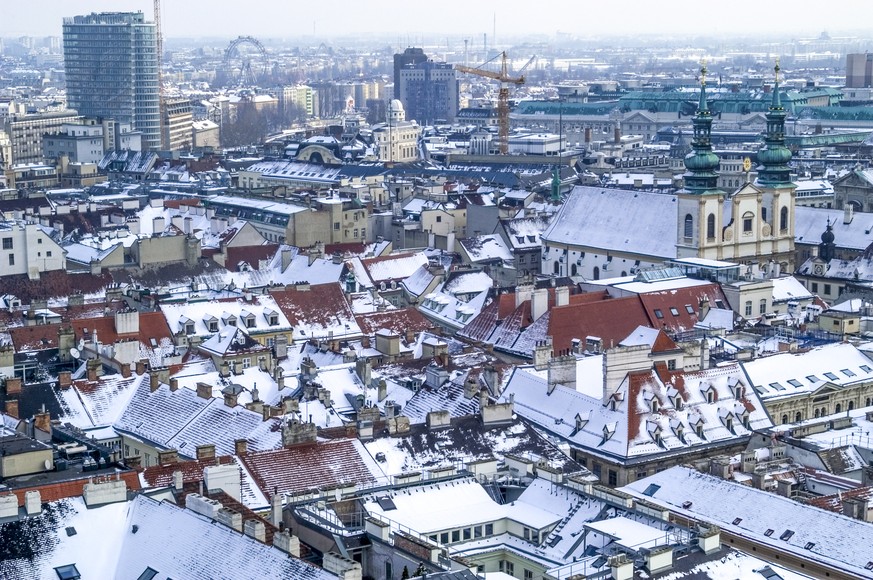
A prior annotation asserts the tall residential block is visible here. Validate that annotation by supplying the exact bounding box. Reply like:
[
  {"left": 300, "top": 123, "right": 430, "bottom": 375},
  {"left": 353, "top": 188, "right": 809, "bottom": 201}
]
[{"left": 62, "top": 12, "right": 160, "bottom": 150}]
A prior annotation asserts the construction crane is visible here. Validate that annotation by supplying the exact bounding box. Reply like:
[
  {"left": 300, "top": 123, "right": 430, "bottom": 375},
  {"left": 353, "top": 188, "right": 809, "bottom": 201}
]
[{"left": 456, "top": 52, "right": 532, "bottom": 154}]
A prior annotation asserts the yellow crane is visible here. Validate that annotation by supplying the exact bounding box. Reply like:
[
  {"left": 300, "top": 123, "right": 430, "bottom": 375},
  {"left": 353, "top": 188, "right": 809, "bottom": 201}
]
[{"left": 456, "top": 52, "right": 532, "bottom": 154}]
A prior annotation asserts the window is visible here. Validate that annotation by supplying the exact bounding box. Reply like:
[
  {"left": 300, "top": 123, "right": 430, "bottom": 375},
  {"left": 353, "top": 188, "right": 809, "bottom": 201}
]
[
  {"left": 670, "top": 307, "right": 679, "bottom": 316},
  {"left": 1, "top": 237, "right": 11, "bottom": 250},
  {"left": 824, "top": 284, "right": 832, "bottom": 295},
  {"left": 441, "top": 532, "right": 449, "bottom": 544},
  {"left": 436, "top": 215, "right": 442, "bottom": 223},
  {"left": 685, "top": 304, "right": 695, "bottom": 314},
  {"left": 334, "top": 222, "right": 340, "bottom": 230},
  {"left": 684, "top": 214, "right": 693, "bottom": 239},
  {"left": 463, "top": 528, "right": 471, "bottom": 540},
  {"left": 485, "top": 523, "right": 494, "bottom": 536},
  {"left": 8, "top": 254, "right": 13, "bottom": 266},
  {"left": 46, "top": 251, "right": 52, "bottom": 257},
  {"left": 780, "top": 206, "right": 788, "bottom": 231},
  {"left": 782, "top": 414, "right": 788, "bottom": 424},
  {"left": 608, "top": 469, "right": 618, "bottom": 486},
  {"left": 593, "top": 266, "right": 599, "bottom": 280},
  {"left": 667, "top": 359, "right": 676, "bottom": 371},
  {"left": 37, "top": 237, "right": 42, "bottom": 244},
  {"left": 654, "top": 309, "right": 664, "bottom": 319},
  {"left": 451, "top": 530, "right": 460, "bottom": 543},
  {"left": 762, "top": 207, "right": 768, "bottom": 223},
  {"left": 744, "top": 301, "right": 752, "bottom": 316},
  {"left": 353, "top": 229, "right": 358, "bottom": 238},
  {"left": 795, "top": 411, "right": 802, "bottom": 422},
  {"left": 707, "top": 213, "right": 716, "bottom": 240},
  {"left": 474, "top": 526, "right": 482, "bottom": 538},
  {"left": 811, "top": 282, "right": 818, "bottom": 293},
  {"left": 759, "top": 299, "right": 767, "bottom": 314},
  {"left": 242, "top": 357, "right": 251, "bottom": 369},
  {"left": 524, "top": 570, "right": 534, "bottom": 580},
  {"left": 742, "top": 212, "right": 754, "bottom": 233}
]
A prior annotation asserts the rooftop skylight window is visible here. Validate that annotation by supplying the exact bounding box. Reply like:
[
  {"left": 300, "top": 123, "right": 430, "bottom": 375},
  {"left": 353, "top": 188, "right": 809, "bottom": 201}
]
[
  {"left": 824, "top": 372, "right": 839, "bottom": 381},
  {"left": 841, "top": 369, "right": 856, "bottom": 377}
]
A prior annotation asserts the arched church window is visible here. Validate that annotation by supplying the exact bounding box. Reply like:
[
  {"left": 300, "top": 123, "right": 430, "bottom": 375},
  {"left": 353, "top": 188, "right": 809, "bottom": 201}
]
[
  {"left": 780, "top": 206, "right": 788, "bottom": 231},
  {"left": 707, "top": 213, "right": 716, "bottom": 240},
  {"left": 742, "top": 212, "right": 754, "bottom": 233},
  {"left": 684, "top": 214, "right": 693, "bottom": 239}
]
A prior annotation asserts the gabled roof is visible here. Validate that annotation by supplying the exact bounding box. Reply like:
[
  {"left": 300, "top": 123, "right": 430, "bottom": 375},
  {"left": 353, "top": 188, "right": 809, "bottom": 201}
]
[
  {"left": 271, "top": 282, "right": 361, "bottom": 342},
  {"left": 355, "top": 307, "right": 433, "bottom": 337},
  {"left": 238, "top": 438, "right": 381, "bottom": 496},
  {"left": 542, "top": 186, "right": 679, "bottom": 259},
  {"left": 548, "top": 296, "right": 650, "bottom": 354}
]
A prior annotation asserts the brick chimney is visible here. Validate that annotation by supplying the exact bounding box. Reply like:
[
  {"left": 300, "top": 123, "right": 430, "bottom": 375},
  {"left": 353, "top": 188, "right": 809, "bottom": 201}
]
[
  {"left": 5, "top": 377, "right": 22, "bottom": 396},
  {"left": 34, "top": 409, "right": 51, "bottom": 434},
  {"left": 135, "top": 359, "right": 147, "bottom": 375},
  {"left": 196, "top": 444, "right": 216, "bottom": 462},
  {"left": 5, "top": 399, "right": 19, "bottom": 419},
  {"left": 121, "top": 363, "right": 131, "bottom": 379},
  {"left": 169, "top": 378, "right": 179, "bottom": 392},
  {"left": 58, "top": 371, "right": 72, "bottom": 390},
  {"left": 157, "top": 449, "right": 179, "bottom": 465},
  {"left": 196, "top": 382, "right": 213, "bottom": 399},
  {"left": 234, "top": 439, "right": 248, "bottom": 455},
  {"left": 149, "top": 373, "right": 160, "bottom": 392},
  {"left": 86, "top": 359, "right": 101, "bottom": 382}
]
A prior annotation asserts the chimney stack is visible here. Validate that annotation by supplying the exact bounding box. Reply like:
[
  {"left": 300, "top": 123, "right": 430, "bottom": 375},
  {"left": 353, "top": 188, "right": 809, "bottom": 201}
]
[
  {"left": 149, "top": 373, "right": 160, "bottom": 392},
  {"left": 196, "top": 382, "right": 213, "bottom": 399},
  {"left": 58, "top": 371, "right": 72, "bottom": 390},
  {"left": 235, "top": 439, "right": 248, "bottom": 455}
]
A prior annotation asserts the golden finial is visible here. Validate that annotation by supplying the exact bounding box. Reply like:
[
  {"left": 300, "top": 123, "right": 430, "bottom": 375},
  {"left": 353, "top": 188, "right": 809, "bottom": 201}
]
[
  {"left": 700, "top": 58, "right": 708, "bottom": 86},
  {"left": 774, "top": 57, "right": 781, "bottom": 84}
]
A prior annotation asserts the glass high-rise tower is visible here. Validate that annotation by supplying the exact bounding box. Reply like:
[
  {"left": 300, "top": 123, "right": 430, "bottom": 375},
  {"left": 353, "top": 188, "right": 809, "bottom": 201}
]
[{"left": 62, "top": 12, "right": 160, "bottom": 150}]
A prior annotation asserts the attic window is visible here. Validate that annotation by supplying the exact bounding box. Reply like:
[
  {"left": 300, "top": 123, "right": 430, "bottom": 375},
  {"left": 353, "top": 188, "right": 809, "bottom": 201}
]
[
  {"left": 654, "top": 309, "right": 664, "bottom": 319},
  {"left": 804, "top": 542, "right": 815, "bottom": 550},
  {"left": 732, "top": 517, "right": 743, "bottom": 525},
  {"left": 642, "top": 484, "right": 660, "bottom": 497},
  {"left": 866, "top": 562, "right": 873, "bottom": 571},
  {"left": 841, "top": 369, "right": 856, "bottom": 377},
  {"left": 137, "top": 569, "right": 159, "bottom": 580},
  {"left": 670, "top": 307, "right": 679, "bottom": 316},
  {"left": 824, "top": 372, "right": 839, "bottom": 381},
  {"left": 806, "top": 375, "right": 820, "bottom": 383},
  {"left": 862, "top": 365, "right": 872, "bottom": 373},
  {"left": 779, "top": 529, "right": 794, "bottom": 541},
  {"left": 764, "top": 529, "right": 774, "bottom": 537},
  {"left": 787, "top": 379, "right": 803, "bottom": 388},
  {"left": 685, "top": 304, "right": 695, "bottom": 314},
  {"left": 54, "top": 565, "right": 81, "bottom": 580},
  {"left": 715, "top": 300, "right": 725, "bottom": 309}
]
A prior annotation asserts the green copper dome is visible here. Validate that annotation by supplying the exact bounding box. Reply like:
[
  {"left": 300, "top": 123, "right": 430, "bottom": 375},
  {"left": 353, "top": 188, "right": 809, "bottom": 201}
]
[{"left": 756, "top": 61, "right": 793, "bottom": 187}]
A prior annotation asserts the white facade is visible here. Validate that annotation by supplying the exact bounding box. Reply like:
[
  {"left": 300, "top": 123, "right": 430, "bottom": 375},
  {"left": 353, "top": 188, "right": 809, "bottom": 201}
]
[{"left": 0, "top": 221, "right": 66, "bottom": 278}]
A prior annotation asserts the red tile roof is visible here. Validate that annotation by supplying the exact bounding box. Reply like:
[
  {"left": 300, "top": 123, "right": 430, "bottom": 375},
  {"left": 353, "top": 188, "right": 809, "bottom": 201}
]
[
  {"left": 1, "top": 270, "right": 113, "bottom": 303},
  {"left": 141, "top": 456, "right": 235, "bottom": 488},
  {"left": 225, "top": 244, "right": 279, "bottom": 271},
  {"left": 71, "top": 311, "right": 173, "bottom": 348},
  {"left": 548, "top": 296, "right": 650, "bottom": 354},
  {"left": 238, "top": 439, "right": 377, "bottom": 496},
  {"left": 7, "top": 469, "right": 141, "bottom": 507},
  {"left": 355, "top": 308, "right": 433, "bottom": 336},
  {"left": 271, "top": 282, "right": 354, "bottom": 329},
  {"left": 9, "top": 323, "right": 60, "bottom": 351},
  {"left": 636, "top": 283, "right": 728, "bottom": 332}
]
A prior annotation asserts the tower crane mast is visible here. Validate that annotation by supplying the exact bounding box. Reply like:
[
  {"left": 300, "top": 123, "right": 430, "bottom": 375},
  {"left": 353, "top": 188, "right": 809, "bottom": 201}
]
[{"left": 455, "top": 51, "right": 527, "bottom": 154}]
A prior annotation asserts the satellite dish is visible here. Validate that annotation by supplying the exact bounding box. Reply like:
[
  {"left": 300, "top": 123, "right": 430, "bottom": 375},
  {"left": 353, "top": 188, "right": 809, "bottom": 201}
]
[
  {"left": 69, "top": 347, "right": 81, "bottom": 359},
  {"left": 44, "top": 459, "right": 52, "bottom": 470}
]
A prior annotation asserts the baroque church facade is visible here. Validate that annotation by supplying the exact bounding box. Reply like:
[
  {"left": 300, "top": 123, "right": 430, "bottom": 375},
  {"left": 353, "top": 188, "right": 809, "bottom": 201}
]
[{"left": 542, "top": 63, "right": 796, "bottom": 280}]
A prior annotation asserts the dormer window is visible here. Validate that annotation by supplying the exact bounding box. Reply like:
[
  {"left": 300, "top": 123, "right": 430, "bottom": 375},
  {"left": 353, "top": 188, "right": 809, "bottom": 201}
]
[
  {"left": 696, "top": 423, "right": 705, "bottom": 439},
  {"left": 208, "top": 321, "right": 218, "bottom": 332},
  {"left": 725, "top": 417, "right": 734, "bottom": 433},
  {"left": 674, "top": 395, "right": 683, "bottom": 410},
  {"left": 651, "top": 398, "right": 660, "bottom": 413},
  {"left": 185, "top": 322, "right": 195, "bottom": 335},
  {"left": 676, "top": 425, "right": 685, "bottom": 443}
]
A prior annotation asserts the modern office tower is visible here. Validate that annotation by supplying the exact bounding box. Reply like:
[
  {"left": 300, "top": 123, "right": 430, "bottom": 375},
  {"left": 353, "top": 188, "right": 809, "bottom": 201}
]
[
  {"left": 846, "top": 53, "right": 873, "bottom": 88},
  {"left": 62, "top": 12, "right": 160, "bottom": 150},
  {"left": 397, "top": 59, "right": 459, "bottom": 125},
  {"left": 393, "top": 47, "right": 428, "bottom": 99}
]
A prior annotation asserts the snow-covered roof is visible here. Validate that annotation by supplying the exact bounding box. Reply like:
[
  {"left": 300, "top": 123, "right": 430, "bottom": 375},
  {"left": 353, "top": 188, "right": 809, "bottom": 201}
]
[
  {"left": 740, "top": 343, "right": 873, "bottom": 401},
  {"left": 795, "top": 205, "right": 873, "bottom": 251},
  {"left": 159, "top": 294, "right": 292, "bottom": 338},
  {"left": 623, "top": 466, "right": 873, "bottom": 579},
  {"left": 770, "top": 276, "right": 815, "bottom": 303},
  {"left": 501, "top": 359, "right": 771, "bottom": 462},
  {"left": 542, "top": 185, "right": 678, "bottom": 259},
  {"left": 459, "top": 235, "right": 513, "bottom": 263}
]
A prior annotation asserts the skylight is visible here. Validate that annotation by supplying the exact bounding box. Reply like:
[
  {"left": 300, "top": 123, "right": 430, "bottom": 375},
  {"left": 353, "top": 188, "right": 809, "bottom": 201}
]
[
  {"left": 769, "top": 382, "right": 785, "bottom": 391},
  {"left": 779, "top": 529, "right": 795, "bottom": 541},
  {"left": 841, "top": 369, "right": 856, "bottom": 377},
  {"left": 824, "top": 372, "right": 839, "bottom": 381},
  {"left": 787, "top": 379, "right": 803, "bottom": 388},
  {"left": 654, "top": 309, "right": 664, "bottom": 319},
  {"left": 685, "top": 305, "right": 695, "bottom": 314},
  {"left": 764, "top": 529, "right": 774, "bottom": 537},
  {"left": 862, "top": 365, "right": 872, "bottom": 373},
  {"left": 642, "top": 484, "right": 661, "bottom": 497},
  {"left": 806, "top": 375, "right": 820, "bottom": 383}
]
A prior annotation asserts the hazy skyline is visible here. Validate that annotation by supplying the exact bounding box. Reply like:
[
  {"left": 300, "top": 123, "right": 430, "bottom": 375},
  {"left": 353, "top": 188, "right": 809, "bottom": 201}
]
[{"left": 2, "top": 0, "right": 872, "bottom": 42}]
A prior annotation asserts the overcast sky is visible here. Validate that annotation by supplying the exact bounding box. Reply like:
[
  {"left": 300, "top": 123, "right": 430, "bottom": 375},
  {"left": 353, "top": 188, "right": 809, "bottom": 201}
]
[{"left": 2, "top": 0, "right": 870, "bottom": 41}]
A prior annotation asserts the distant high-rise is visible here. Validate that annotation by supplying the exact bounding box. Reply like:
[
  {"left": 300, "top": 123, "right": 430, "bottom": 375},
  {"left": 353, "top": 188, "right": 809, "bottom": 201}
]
[
  {"left": 397, "top": 59, "right": 459, "bottom": 125},
  {"left": 846, "top": 53, "right": 873, "bottom": 88},
  {"left": 62, "top": 12, "right": 160, "bottom": 150},
  {"left": 393, "top": 47, "right": 428, "bottom": 99}
]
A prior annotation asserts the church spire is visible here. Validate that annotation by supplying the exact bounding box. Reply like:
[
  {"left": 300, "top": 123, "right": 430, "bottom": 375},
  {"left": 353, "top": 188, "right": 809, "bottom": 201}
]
[
  {"left": 756, "top": 58, "right": 793, "bottom": 187},
  {"left": 682, "top": 60, "right": 720, "bottom": 195}
]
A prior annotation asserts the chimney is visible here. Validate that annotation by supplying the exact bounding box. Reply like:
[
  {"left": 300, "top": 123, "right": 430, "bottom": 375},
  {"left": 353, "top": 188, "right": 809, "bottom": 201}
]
[
  {"left": 5, "top": 399, "right": 19, "bottom": 418},
  {"left": 464, "top": 374, "right": 479, "bottom": 399},
  {"left": 699, "top": 296, "right": 711, "bottom": 320},
  {"left": 158, "top": 449, "right": 179, "bottom": 465},
  {"left": 136, "top": 359, "right": 147, "bottom": 375},
  {"left": 355, "top": 359, "right": 372, "bottom": 386},
  {"left": 223, "top": 386, "right": 239, "bottom": 408},
  {"left": 149, "top": 373, "right": 160, "bottom": 392},
  {"left": 5, "top": 377, "right": 22, "bottom": 396},
  {"left": 531, "top": 288, "right": 548, "bottom": 321},
  {"left": 196, "top": 444, "right": 216, "bottom": 462},
  {"left": 219, "top": 361, "right": 231, "bottom": 378},
  {"left": 235, "top": 439, "right": 248, "bottom": 455},
  {"left": 58, "top": 371, "right": 72, "bottom": 390},
  {"left": 844, "top": 204, "right": 854, "bottom": 224},
  {"left": 86, "top": 359, "right": 101, "bottom": 382},
  {"left": 515, "top": 283, "right": 534, "bottom": 308},
  {"left": 614, "top": 127, "right": 621, "bottom": 144},
  {"left": 173, "top": 470, "right": 183, "bottom": 491},
  {"left": 533, "top": 338, "right": 553, "bottom": 371},
  {"left": 244, "top": 519, "right": 267, "bottom": 543},
  {"left": 34, "top": 410, "right": 51, "bottom": 435},
  {"left": 555, "top": 285, "right": 570, "bottom": 307},
  {"left": 377, "top": 379, "right": 387, "bottom": 402},
  {"left": 195, "top": 381, "right": 212, "bottom": 399},
  {"left": 121, "top": 363, "right": 131, "bottom": 379}
]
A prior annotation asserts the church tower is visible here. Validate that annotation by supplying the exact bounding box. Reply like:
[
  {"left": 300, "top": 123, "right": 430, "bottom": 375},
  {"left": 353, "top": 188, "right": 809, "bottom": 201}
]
[
  {"left": 677, "top": 62, "right": 724, "bottom": 259},
  {"left": 717, "top": 60, "right": 796, "bottom": 273}
]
